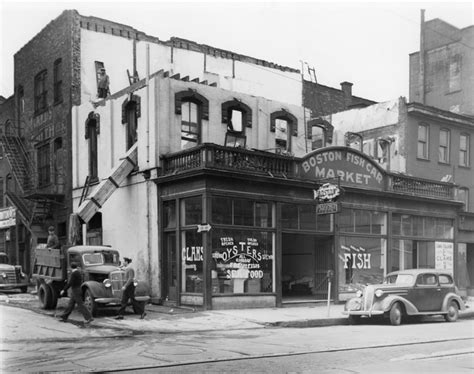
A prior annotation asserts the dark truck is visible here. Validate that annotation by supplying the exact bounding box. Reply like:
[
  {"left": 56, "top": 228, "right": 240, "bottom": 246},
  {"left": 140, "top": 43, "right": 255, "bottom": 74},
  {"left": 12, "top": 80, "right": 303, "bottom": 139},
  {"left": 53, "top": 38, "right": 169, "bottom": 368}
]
[
  {"left": 0, "top": 252, "right": 29, "bottom": 293},
  {"left": 32, "top": 244, "right": 150, "bottom": 316}
]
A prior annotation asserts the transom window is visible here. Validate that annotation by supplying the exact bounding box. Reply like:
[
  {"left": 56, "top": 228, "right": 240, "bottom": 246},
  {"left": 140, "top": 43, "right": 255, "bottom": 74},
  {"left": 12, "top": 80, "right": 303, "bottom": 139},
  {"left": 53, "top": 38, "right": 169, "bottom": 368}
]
[
  {"left": 417, "top": 123, "right": 429, "bottom": 159},
  {"left": 459, "top": 134, "right": 470, "bottom": 167},
  {"left": 439, "top": 129, "right": 450, "bottom": 163}
]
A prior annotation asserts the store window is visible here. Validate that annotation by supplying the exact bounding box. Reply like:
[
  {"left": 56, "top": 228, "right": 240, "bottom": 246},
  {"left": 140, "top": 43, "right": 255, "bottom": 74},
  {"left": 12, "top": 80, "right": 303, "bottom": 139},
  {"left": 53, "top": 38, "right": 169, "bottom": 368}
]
[
  {"left": 281, "top": 203, "right": 332, "bottom": 232},
  {"left": 181, "top": 196, "right": 202, "bottom": 226},
  {"left": 181, "top": 230, "right": 203, "bottom": 293},
  {"left": 212, "top": 197, "right": 273, "bottom": 228},
  {"left": 211, "top": 229, "right": 273, "bottom": 294},
  {"left": 338, "top": 236, "right": 386, "bottom": 296},
  {"left": 163, "top": 200, "right": 176, "bottom": 228},
  {"left": 339, "top": 209, "right": 386, "bottom": 234},
  {"left": 391, "top": 213, "right": 454, "bottom": 273}
]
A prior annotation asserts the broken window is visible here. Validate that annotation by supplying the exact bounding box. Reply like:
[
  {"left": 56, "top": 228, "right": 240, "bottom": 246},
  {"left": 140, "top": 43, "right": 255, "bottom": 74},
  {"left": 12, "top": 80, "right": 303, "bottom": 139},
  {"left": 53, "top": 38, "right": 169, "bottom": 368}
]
[
  {"left": 181, "top": 101, "right": 200, "bottom": 149},
  {"left": 345, "top": 132, "right": 362, "bottom": 151}
]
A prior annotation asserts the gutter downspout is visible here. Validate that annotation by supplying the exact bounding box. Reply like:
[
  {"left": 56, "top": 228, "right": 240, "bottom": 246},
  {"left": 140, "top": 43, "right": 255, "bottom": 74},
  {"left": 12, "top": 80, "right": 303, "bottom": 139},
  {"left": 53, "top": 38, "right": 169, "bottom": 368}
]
[{"left": 145, "top": 44, "right": 152, "bottom": 290}]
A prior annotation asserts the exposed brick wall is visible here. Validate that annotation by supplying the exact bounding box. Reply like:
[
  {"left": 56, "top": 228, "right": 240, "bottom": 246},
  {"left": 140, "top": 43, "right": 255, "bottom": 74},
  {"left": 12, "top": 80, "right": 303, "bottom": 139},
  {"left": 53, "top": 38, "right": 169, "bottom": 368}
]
[
  {"left": 303, "top": 80, "right": 376, "bottom": 118},
  {"left": 14, "top": 9, "right": 77, "bottom": 226}
]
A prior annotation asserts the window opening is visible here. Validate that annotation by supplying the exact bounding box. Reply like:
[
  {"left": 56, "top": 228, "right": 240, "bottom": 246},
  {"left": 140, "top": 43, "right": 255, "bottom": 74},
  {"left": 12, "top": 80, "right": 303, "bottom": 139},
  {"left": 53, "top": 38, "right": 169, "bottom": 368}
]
[
  {"left": 417, "top": 123, "right": 429, "bottom": 159},
  {"left": 37, "top": 143, "right": 50, "bottom": 187},
  {"left": 439, "top": 129, "right": 450, "bottom": 163},
  {"left": 53, "top": 58, "right": 63, "bottom": 104},
  {"left": 460, "top": 134, "right": 470, "bottom": 167},
  {"left": 34, "top": 70, "right": 48, "bottom": 114},
  {"left": 181, "top": 101, "right": 200, "bottom": 149}
]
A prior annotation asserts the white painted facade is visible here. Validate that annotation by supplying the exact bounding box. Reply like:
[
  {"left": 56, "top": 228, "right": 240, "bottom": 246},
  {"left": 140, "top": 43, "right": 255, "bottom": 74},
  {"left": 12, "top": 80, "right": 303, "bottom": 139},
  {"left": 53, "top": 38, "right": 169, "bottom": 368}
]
[
  {"left": 72, "top": 71, "right": 308, "bottom": 297},
  {"left": 80, "top": 29, "right": 302, "bottom": 107}
]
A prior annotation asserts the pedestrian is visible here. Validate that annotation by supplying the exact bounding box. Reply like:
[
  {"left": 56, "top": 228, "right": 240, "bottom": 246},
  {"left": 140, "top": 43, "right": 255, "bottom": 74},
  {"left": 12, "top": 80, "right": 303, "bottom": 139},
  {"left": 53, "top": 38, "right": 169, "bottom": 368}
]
[
  {"left": 58, "top": 262, "right": 93, "bottom": 324},
  {"left": 97, "top": 68, "right": 110, "bottom": 98},
  {"left": 115, "top": 257, "right": 146, "bottom": 320},
  {"left": 47, "top": 226, "right": 60, "bottom": 249}
]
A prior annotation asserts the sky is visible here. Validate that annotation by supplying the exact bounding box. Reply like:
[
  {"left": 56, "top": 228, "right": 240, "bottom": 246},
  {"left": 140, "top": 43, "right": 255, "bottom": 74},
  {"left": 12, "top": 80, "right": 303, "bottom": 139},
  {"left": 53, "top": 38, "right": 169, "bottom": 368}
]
[{"left": 0, "top": 0, "right": 473, "bottom": 102}]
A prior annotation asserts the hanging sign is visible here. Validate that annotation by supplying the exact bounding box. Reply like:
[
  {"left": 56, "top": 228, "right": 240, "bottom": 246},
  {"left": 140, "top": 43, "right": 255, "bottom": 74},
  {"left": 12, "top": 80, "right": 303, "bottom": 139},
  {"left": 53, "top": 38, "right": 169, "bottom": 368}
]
[{"left": 0, "top": 207, "right": 16, "bottom": 228}]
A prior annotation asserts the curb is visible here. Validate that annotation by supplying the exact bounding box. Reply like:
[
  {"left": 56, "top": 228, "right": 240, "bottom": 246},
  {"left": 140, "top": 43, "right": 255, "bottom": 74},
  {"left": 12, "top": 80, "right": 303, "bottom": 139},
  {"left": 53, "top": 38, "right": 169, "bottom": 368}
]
[{"left": 269, "top": 317, "right": 348, "bottom": 328}]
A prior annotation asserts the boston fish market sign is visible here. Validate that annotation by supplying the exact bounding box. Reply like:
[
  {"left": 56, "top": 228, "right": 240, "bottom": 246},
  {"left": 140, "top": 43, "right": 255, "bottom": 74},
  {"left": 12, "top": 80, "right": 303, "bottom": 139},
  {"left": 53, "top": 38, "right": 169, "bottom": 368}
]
[{"left": 298, "top": 147, "right": 386, "bottom": 190}]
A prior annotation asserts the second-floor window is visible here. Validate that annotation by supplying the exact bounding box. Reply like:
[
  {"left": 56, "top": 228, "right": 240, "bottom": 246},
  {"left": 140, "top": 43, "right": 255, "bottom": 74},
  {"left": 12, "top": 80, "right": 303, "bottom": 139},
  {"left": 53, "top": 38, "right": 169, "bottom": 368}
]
[
  {"left": 457, "top": 187, "right": 469, "bottom": 211},
  {"left": 417, "top": 123, "right": 429, "bottom": 159},
  {"left": 439, "top": 129, "right": 450, "bottom": 163},
  {"left": 53, "top": 59, "right": 63, "bottom": 104},
  {"left": 34, "top": 70, "right": 48, "bottom": 114},
  {"left": 37, "top": 143, "right": 50, "bottom": 187},
  {"left": 181, "top": 101, "right": 200, "bottom": 150},
  {"left": 460, "top": 134, "right": 470, "bottom": 167},
  {"left": 85, "top": 113, "right": 100, "bottom": 181},
  {"left": 270, "top": 110, "right": 297, "bottom": 154},
  {"left": 345, "top": 132, "right": 363, "bottom": 151}
]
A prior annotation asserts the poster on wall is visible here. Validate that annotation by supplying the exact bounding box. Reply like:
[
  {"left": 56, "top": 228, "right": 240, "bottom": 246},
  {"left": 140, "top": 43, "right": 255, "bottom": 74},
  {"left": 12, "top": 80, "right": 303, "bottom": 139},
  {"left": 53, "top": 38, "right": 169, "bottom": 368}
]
[{"left": 435, "top": 241, "right": 454, "bottom": 273}]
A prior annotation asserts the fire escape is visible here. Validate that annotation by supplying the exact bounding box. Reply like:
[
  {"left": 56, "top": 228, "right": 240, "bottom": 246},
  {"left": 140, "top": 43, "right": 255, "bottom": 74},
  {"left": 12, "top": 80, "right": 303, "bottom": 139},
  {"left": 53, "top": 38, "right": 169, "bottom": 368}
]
[{"left": 1, "top": 128, "right": 64, "bottom": 237}]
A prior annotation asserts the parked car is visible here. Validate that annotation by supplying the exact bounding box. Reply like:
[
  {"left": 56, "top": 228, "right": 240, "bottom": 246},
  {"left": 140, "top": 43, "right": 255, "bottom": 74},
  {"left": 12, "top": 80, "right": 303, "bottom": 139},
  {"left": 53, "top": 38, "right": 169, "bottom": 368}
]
[
  {"left": 343, "top": 269, "right": 465, "bottom": 325},
  {"left": 0, "top": 252, "right": 29, "bottom": 293}
]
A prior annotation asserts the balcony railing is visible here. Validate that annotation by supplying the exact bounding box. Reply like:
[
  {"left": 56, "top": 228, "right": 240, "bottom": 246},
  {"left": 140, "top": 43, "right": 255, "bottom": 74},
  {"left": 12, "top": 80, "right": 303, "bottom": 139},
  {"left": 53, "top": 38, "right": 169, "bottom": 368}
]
[
  {"left": 160, "top": 143, "right": 296, "bottom": 178},
  {"left": 160, "top": 144, "right": 456, "bottom": 200}
]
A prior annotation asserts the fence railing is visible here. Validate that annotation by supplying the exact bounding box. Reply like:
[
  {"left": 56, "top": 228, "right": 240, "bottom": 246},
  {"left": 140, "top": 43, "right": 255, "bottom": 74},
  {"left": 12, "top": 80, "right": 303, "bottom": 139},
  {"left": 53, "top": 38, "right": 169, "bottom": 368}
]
[{"left": 388, "top": 174, "right": 454, "bottom": 199}]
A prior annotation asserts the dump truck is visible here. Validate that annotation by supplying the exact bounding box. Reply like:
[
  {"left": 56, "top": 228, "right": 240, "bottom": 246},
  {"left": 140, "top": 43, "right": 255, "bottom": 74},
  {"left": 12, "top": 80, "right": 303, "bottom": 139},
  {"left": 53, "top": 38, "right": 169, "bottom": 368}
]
[{"left": 32, "top": 244, "right": 150, "bottom": 316}]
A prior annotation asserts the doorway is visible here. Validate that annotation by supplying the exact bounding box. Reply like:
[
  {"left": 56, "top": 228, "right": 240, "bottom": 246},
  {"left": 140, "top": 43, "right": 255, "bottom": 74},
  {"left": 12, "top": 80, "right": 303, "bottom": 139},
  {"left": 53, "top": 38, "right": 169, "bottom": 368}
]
[
  {"left": 281, "top": 233, "right": 333, "bottom": 302},
  {"left": 163, "top": 232, "right": 178, "bottom": 304}
]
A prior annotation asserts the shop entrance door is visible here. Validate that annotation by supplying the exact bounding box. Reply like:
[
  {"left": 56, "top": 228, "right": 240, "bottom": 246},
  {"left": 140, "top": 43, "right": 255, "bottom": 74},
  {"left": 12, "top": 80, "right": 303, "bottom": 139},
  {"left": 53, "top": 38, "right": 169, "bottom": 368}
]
[
  {"left": 281, "top": 233, "right": 333, "bottom": 302},
  {"left": 163, "top": 233, "right": 178, "bottom": 304}
]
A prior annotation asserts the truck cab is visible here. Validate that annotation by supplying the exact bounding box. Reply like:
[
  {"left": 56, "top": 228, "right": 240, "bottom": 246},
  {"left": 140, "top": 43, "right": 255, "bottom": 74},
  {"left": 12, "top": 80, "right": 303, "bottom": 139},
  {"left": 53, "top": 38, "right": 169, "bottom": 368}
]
[{"left": 0, "top": 252, "right": 29, "bottom": 293}]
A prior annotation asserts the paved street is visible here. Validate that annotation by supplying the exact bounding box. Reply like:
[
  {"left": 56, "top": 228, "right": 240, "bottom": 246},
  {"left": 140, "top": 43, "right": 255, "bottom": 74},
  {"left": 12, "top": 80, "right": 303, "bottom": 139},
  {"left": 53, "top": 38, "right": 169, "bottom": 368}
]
[{"left": 1, "top": 293, "right": 473, "bottom": 373}]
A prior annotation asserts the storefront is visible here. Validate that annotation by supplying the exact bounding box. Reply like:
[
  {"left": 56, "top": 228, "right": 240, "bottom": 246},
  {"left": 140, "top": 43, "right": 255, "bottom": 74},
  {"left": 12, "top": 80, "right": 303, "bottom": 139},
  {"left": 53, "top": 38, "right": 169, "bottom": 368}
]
[{"left": 157, "top": 145, "right": 461, "bottom": 309}]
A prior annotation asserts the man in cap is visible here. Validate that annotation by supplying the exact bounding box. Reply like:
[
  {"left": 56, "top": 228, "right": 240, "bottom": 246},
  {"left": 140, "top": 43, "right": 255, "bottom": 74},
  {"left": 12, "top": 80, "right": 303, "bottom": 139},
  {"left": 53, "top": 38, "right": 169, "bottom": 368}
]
[
  {"left": 115, "top": 257, "right": 146, "bottom": 320},
  {"left": 97, "top": 67, "right": 110, "bottom": 98},
  {"left": 46, "top": 226, "right": 60, "bottom": 249},
  {"left": 58, "top": 262, "right": 93, "bottom": 324}
]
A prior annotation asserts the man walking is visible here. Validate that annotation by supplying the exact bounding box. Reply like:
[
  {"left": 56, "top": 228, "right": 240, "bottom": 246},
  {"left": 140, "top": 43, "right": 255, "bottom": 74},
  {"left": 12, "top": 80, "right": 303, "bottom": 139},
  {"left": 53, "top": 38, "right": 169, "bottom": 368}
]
[
  {"left": 115, "top": 257, "right": 146, "bottom": 320},
  {"left": 58, "top": 262, "right": 93, "bottom": 324}
]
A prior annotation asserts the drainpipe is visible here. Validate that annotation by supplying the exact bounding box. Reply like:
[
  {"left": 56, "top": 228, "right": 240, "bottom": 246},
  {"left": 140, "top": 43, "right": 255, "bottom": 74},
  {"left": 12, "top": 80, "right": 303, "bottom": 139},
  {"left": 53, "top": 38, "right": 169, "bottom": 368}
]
[
  {"left": 145, "top": 44, "right": 153, "bottom": 292},
  {"left": 420, "top": 9, "right": 426, "bottom": 105}
]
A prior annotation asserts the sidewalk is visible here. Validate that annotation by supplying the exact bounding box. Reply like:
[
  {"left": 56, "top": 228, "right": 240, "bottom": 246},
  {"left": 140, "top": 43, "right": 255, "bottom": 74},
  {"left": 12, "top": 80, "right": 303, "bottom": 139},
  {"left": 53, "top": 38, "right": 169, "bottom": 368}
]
[{"left": 2, "top": 293, "right": 473, "bottom": 334}]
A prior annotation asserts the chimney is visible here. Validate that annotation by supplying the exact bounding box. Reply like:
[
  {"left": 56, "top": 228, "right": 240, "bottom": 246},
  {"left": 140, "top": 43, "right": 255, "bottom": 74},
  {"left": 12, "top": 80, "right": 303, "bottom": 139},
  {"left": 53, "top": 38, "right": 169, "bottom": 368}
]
[{"left": 340, "top": 81, "right": 353, "bottom": 109}]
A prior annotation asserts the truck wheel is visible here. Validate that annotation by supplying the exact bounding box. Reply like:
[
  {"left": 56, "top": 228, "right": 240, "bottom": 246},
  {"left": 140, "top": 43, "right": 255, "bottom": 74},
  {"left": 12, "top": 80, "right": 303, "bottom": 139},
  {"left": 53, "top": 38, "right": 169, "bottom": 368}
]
[
  {"left": 445, "top": 301, "right": 459, "bottom": 322},
  {"left": 38, "top": 283, "right": 53, "bottom": 309},
  {"left": 389, "top": 302, "right": 403, "bottom": 326},
  {"left": 49, "top": 285, "right": 58, "bottom": 309},
  {"left": 84, "top": 289, "right": 98, "bottom": 316}
]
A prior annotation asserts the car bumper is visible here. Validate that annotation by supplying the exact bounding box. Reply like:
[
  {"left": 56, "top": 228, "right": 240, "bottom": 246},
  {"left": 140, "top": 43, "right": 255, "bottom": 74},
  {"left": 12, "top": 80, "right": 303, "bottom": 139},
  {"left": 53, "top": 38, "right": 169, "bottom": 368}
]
[
  {"left": 0, "top": 283, "right": 28, "bottom": 290},
  {"left": 95, "top": 296, "right": 150, "bottom": 304},
  {"left": 343, "top": 310, "right": 385, "bottom": 317}
]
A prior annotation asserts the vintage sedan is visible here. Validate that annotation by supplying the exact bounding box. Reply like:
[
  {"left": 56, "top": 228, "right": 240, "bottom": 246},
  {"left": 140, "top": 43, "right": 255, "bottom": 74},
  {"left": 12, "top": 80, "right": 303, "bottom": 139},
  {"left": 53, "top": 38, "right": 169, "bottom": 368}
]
[
  {"left": 343, "top": 269, "right": 466, "bottom": 325},
  {"left": 0, "top": 252, "right": 29, "bottom": 293}
]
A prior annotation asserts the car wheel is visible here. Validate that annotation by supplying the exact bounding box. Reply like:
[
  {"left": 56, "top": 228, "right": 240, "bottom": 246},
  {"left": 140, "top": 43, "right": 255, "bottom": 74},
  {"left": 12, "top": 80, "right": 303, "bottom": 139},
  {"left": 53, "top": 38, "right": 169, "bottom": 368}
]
[
  {"left": 38, "top": 283, "right": 53, "bottom": 309},
  {"left": 389, "top": 302, "right": 403, "bottom": 326},
  {"left": 445, "top": 301, "right": 459, "bottom": 322},
  {"left": 83, "top": 289, "right": 98, "bottom": 317},
  {"left": 20, "top": 286, "right": 28, "bottom": 293},
  {"left": 348, "top": 315, "right": 361, "bottom": 325}
]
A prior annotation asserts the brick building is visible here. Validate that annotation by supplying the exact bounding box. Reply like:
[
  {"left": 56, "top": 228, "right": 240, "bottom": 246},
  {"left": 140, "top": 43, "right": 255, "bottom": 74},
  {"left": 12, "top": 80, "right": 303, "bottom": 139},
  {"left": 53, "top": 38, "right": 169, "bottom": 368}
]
[{"left": 409, "top": 13, "right": 474, "bottom": 116}]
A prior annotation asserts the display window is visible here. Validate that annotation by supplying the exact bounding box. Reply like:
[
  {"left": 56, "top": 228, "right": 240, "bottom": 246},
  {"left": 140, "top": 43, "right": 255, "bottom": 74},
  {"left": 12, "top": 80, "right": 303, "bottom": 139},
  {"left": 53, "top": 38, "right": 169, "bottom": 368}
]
[
  {"left": 281, "top": 203, "right": 332, "bottom": 232},
  {"left": 338, "top": 236, "right": 386, "bottom": 296},
  {"left": 181, "top": 230, "right": 203, "bottom": 293},
  {"left": 211, "top": 229, "right": 274, "bottom": 294},
  {"left": 212, "top": 197, "right": 273, "bottom": 228}
]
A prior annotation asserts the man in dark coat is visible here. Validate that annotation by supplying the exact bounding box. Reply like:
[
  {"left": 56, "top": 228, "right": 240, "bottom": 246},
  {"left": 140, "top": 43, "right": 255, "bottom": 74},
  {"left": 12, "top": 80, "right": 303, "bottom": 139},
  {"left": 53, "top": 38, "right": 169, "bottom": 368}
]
[
  {"left": 115, "top": 257, "right": 146, "bottom": 320},
  {"left": 58, "top": 262, "right": 93, "bottom": 324}
]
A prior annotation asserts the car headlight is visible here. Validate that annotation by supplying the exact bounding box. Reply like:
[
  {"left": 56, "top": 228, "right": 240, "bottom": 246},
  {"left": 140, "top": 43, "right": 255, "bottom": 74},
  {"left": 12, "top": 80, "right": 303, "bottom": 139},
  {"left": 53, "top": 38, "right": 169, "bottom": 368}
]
[
  {"left": 103, "top": 279, "right": 112, "bottom": 288},
  {"left": 134, "top": 280, "right": 138, "bottom": 287},
  {"left": 375, "top": 289, "right": 384, "bottom": 298},
  {"left": 1, "top": 273, "right": 7, "bottom": 279},
  {"left": 356, "top": 290, "right": 363, "bottom": 298}
]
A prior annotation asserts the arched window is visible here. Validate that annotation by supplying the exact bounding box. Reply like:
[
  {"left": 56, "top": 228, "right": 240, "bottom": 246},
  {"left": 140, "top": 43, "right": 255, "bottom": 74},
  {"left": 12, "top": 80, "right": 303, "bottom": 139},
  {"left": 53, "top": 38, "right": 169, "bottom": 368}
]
[
  {"left": 221, "top": 99, "right": 252, "bottom": 133},
  {"left": 175, "top": 90, "right": 208, "bottom": 150},
  {"left": 307, "top": 118, "right": 333, "bottom": 151},
  {"left": 85, "top": 112, "right": 100, "bottom": 181},
  {"left": 122, "top": 95, "right": 141, "bottom": 151},
  {"left": 270, "top": 110, "right": 297, "bottom": 153}
]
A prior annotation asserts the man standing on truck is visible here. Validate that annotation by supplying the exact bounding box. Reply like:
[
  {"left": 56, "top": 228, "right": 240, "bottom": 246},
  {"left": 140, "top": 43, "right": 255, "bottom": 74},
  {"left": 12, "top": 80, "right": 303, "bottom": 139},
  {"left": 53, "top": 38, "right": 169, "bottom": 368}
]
[
  {"left": 57, "top": 262, "right": 93, "bottom": 324},
  {"left": 115, "top": 257, "right": 146, "bottom": 320},
  {"left": 46, "top": 226, "right": 60, "bottom": 249}
]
